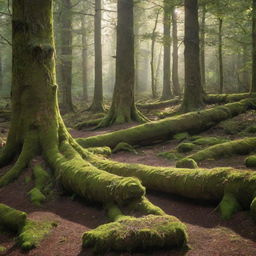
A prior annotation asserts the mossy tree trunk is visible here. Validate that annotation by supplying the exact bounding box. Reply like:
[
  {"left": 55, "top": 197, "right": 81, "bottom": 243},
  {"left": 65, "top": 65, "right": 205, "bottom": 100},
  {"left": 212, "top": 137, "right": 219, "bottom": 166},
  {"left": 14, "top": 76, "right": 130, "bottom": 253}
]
[
  {"left": 60, "top": 0, "right": 74, "bottom": 113},
  {"left": 98, "top": 0, "right": 148, "bottom": 127},
  {"left": 161, "top": 0, "right": 173, "bottom": 100},
  {"left": 181, "top": 0, "right": 204, "bottom": 112},
  {"left": 252, "top": 0, "right": 256, "bottom": 93},
  {"left": 172, "top": 7, "right": 181, "bottom": 96},
  {"left": 89, "top": 0, "right": 104, "bottom": 112},
  {"left": 218, "top": 17, "right": 224, "bottom": 94}
]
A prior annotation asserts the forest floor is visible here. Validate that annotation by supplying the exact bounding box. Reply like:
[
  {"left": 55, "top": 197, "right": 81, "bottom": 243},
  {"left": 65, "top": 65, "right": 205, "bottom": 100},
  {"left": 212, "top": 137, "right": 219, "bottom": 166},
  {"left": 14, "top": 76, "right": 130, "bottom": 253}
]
[{"left": 1, "top": 106, "right": 256, "bottom": 256}]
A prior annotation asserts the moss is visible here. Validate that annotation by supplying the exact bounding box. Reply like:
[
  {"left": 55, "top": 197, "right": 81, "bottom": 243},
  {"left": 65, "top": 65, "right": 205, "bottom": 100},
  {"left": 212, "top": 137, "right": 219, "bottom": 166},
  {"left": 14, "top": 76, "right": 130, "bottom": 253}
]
[
  {"left": 77, "top": 98, "right": 256, "bottom": 149},
  {"left": 18, "top": 220, "right": 55, "bottom": 250},
  {"left": 75, "top": 118, "right": 103, "bottom": 130},
  {"left": 137, "top": 97, "right": 181, "bottom": 110},
  {"left": 28, "top": 188, "right": 46, "bottom": 206},
  {"left": 158, "top": 151, "right": 183, "bottom": 161},
  {"left": 174, "top": 132, "right": 190, "bottom": 141},
  {"left": 246, "top": 125, "right": 256, "bottom": 134},
  {"left": 204, "top": 93, "right": 250, "bottom": 104},
  {"left": 250, "top": 197, "right": 256, "bottom": 220},
  {"left": 0, "top": 245, "right": 6, "bottom": 253},
  {"left": 245, "top": 155, "right": 256, "bottom": 168},
  {"left": 192, "top": 137, "right": 229, "bottom": 146},
  {"left": 218, "top": 120, "right": 246, "bottom": 135},
  {"left": 82, "top": 215, "right": 187, "bottom": 253},
  {"left": 113, "top": 142, "right": 137, "bottom": 154},
  {"left": 87, "top": 147, "right": 112, "bottom": 156},
  {"left": 188, "top": 137, "right": 256, "bottom": 163},
  {"left": 24, "top": 175, "right": 31, "bottom": 185},
  {"left": 0, "top": 203, "right": 27, "bottom": 232},
  {"left": 176, "top": 158, "right": 198, "bottom": 169},
  {"left": 219, "top": 193, "right": 241, "bottom": 220},
  {"left": 177, "top": 143, "right": 196, "bottom": 153},
  {"left": 33, "top": 165, "right": 50, "bottom": 191}
]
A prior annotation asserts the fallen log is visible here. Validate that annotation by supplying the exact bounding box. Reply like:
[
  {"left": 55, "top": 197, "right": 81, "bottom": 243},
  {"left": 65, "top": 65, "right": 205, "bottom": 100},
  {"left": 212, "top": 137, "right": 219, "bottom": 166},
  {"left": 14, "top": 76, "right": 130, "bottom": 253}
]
[
  {"left": 77, "top": 98, "right": 256, "bottom": 149},
  {"left": 136, "top": 97, "right": 181, "bottom": 110},
  {"left": 204, "top": 93, "right": 251, "bottom": 104}
]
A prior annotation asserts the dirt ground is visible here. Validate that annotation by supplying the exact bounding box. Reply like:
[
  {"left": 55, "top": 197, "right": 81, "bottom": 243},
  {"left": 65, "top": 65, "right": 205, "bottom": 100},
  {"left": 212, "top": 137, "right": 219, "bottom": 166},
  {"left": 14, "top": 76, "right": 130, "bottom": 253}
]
[{"left": 1, "top": 111, "right": 256, "bottom": 256}]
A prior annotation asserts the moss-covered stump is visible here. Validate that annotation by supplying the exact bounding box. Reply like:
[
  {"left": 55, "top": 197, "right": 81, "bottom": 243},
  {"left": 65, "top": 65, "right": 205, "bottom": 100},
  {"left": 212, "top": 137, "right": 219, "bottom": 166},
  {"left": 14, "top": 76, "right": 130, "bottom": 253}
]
[
  {"left": 88, "top": 155, "right": 256, "bottom": 219},
  {"left": 136, "top": 97, "right": 181, "bottom": 110},
  {"left": 83, "top": 214, "right": 187, "bottom": 253},
  {"left": 77, "top": 98, "right": 256, "bottom": 149},
  {"left": 187, "top": 137, "right": 256, "bottom": 163},
  {"left": 0, "top": 204, "right": 27, "bottom": 232}
]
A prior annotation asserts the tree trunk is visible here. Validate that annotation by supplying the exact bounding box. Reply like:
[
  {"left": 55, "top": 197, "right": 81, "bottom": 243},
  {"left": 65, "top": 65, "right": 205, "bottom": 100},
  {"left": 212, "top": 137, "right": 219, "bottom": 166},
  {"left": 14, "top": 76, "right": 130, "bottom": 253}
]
[
  {"left": 252, "top": 0, "right": 256, "bottom": 93},
  {"left": 0, "top": 49, "right": 3, "bottom": 91},
  {"left": 218, "top": 17, "right": 224, "bottom": 94},
  {"left": 181, "top": 0, "right": 204, "bottom": 112},
  {"left": 98, "top": 0, "right": 148, "bottom": 127},
  {"left": 200, "top": 4, "right": 206, "bottom": 89},
  {"left": 151, "top": 9, "right": 160, "bottom": 99},
  {"left": 172, "top": 7, "right": 181, "bottom": 96},
  {"left": 161, "top": 0, "right": 172, "bottom": 100},
  {"left": 89, "top": 0, "right": 104, "bottom": 112},
  {"left": 81, "top": 13, "right": 88, "bottom": 101},
  {"left": 60, "top": 0, "right": 73, "bottom": 112}
]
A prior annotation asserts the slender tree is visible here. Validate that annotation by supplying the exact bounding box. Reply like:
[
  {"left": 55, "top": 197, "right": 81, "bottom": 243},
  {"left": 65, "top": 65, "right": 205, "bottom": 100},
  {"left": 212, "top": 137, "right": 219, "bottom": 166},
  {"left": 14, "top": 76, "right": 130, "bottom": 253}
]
[
  {"left": 172, "top": 7, "right": 181, "bottom": 96},
  {"left": 181, "top": 0, "right": 204, "bottom": 112},
  {"left": 89, "top": 0, "right": 104, "bottom": 112},
  {"left": 60, "top": 0, "right": 74, "bottom": 112},
  {"left": 252, "top": 0, "right": 256, "bottom": 93},
  {"left": 200, "top": 4, "right": 206, "bottom": 89},
  {"left": 99, "top": 0, "right": 147, "bottom": 127},
  {"left": 161, "top": 0, "right": 173, "bottom": 100},
  {"left": 218, "top": 17, "right": 224, "bottom": 93}
]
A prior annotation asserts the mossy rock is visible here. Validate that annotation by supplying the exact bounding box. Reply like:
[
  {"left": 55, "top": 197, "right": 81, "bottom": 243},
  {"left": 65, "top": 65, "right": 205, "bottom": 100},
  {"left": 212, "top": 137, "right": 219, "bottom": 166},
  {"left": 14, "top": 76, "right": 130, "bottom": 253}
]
[
  {"left": 177, "top": 143, "right": 196, "bottom": 153},
  {"left": 0, "top": 203, "right": 27, "bottom": 232},
  {"left": 176, "top": 158, "right": 198, "bottom": 169},
  {"left": 193, "top": 137, "right": 229, "bottom": 146},
  {"left": 83, "top": 215, "right": 187, "bottom": 253},
  {"left": 158, "top": 151, "right": 183, "bottom": 161},
  {"left": 18, "top": 220, "right": 56, "bottom": 250},
  {"left": 245, "top": 155, "right": 256, "bottom": 168}
]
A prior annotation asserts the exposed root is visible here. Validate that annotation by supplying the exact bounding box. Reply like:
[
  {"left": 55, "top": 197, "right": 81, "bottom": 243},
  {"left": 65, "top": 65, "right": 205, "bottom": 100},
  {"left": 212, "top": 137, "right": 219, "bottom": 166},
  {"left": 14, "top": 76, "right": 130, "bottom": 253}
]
[
  {"left": 136, "top": 97, "right": 181, "bottom": 110},
  {"left": 75, "top": 118, "right": 104, "bottom": 130}
]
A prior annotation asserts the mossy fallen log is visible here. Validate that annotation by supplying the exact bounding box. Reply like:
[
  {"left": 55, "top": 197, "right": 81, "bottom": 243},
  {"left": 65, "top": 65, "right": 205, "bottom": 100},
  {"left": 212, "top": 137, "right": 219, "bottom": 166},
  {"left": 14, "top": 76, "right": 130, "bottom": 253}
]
[
  {"left": 56, "top": 141, "right": 145, "bottom": 205},
  {"left": 0, "top": 203, "right": 27, "bottom": 232},
  {"left": 77, "top": 98, "right": 256, "bottom": 149},
  {"left": 83, "top": 203, "right": 187, "bottom": 253},
  {"left": 88, "top": 155, "right": 256, "bottom": 219},
  {"left": 204, "top": 93, "right": 251, "bottom": 104},
  {"left": 187, "top": 137, "right": 256, "bottom": 163},
  {"left": 136, "top": 97, "right": 181, "bottom": 110}
]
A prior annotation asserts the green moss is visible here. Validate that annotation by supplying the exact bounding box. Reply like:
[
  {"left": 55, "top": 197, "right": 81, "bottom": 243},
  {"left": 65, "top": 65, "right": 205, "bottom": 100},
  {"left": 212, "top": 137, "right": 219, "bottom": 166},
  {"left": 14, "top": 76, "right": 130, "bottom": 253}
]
[
  {"left": 246, "top": 125, "right": 256, "bottom": 134},
  {"left": 82, "top": 215, "right": 187, "bottom": 253},
  {"left": 75, "top": 118, "right": 103, "bottom": 130},
  {"left": 189, "top": 137, "right": 256, "bottom": 163},
  {"left": 204, "top": 93, "right": 250, "bottom": 104},
  {"left": 24, "top": 175, "right": 31, "bottom": 185},
  {"left": 219, "top": 120, "right": 246, "bottom": 135},
  {"left": 193, "top": 137, "right": 229, "bottom": 146},
  {"left": 158, "top": 151, "right": 183, "bottom": 161},
  {"left": 219, "top": 193, "right": 241, "bottom": 220},
  {"left": 28, "top": 188, "right": 46, "bottom": 206},
  {"left": 176, "top": 158, "right": 198, "bottom": 169},
  {"left": 0, "top": 203, "right": 27, "bottom": 232},
  {"left": 174, "top": 132, "right": 190, "bottom": 141},
  {"left": 33, "top": 165, "right": 50, "bottom": 191},
  {"left": 177, "top": 143, "right": 196, "bottom": 153},
  {"left": 18, "top": 220, "right": 56, "bottom": 250},
  {"left": 87, "top": 147, "right": 112, "bottom": 156},
  {"left": 245, "top": 155, "right": 256, "bottom": 168},
  {"left": 0, "top": 245, "right": 6, "bottom": 253},
  {"left": 113, "top": 142, "right": 137, "bottom": 154},
  {"left": 250, "top": 197, "right": 256, "bottom": 220}
]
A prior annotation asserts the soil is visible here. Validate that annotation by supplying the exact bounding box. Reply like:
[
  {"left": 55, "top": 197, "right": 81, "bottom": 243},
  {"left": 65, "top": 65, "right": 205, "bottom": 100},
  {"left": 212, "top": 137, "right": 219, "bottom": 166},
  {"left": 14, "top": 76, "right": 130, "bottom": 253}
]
[{"left": 1, "top": 110, "right": 256, "bottom": 256}]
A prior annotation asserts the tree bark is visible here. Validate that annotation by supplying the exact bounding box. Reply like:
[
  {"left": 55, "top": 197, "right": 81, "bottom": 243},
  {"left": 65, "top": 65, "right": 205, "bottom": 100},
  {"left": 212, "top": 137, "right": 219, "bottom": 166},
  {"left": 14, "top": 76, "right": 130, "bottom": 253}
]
[
  {"left": 98, "top": 0, "right": 148, "bottom": 127},
  {"left": 89, "top": 0, "right": 104, "bottom": 112},
  {"left": 172, "top": 7, "right": 181, "bottom": 96},
  {"left": 60, "top": 0, "right": 74, "bottom": 112},
  {"left": 181, "top": 0, "right": 204, "bottom": 112},
  {"left": 218, "top": 17, "right": 224, "bottom": 94},
  {"left": 161, "top": 0, "right": 173, "bottom": 100},
  {"left": 200, "top": 4, "right": 206, "bottom": 89}
]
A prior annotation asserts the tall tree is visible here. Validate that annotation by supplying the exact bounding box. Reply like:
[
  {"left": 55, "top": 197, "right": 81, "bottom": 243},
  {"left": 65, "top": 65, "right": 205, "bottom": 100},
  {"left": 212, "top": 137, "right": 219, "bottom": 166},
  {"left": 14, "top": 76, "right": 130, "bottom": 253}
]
[
  {"left": 161, "top": 0, "right": 173, "bottom": 100},
  {"left": 218, "top": 17, "right": 224, "bottom": 93},
  {"left": 200, "top": 4, "right": 206, "bottom": 89},
  {"left": 60, "top": 0, "right": 74, "bottom": 112},
  {"left": 99, "top": 0, "right": 147, "bottom": 127},
  {"left": 252, "top": 0, "right": 256, "bottom": 93},
  {"left": 172, "top": 7, "right": 181, "bottom": 96},
  {"left": 89, "top": 0, "right": 104, "bottom": 112},
  {"left": 181, "top": 0, "right": 204, "bottom": 112}
]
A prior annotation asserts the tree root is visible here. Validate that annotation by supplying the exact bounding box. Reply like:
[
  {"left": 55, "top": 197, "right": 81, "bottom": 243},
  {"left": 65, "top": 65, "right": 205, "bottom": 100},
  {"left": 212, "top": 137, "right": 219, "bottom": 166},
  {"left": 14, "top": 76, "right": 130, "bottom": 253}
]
[
  {"left": 75, "top": 118, "right": 104, "bottom": 130},
  {"left": 136, "top": 97, "right": 181, "bottom": 110},
  {"left": 77, "top": 98, "right": 256, "bottom": 149}
]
